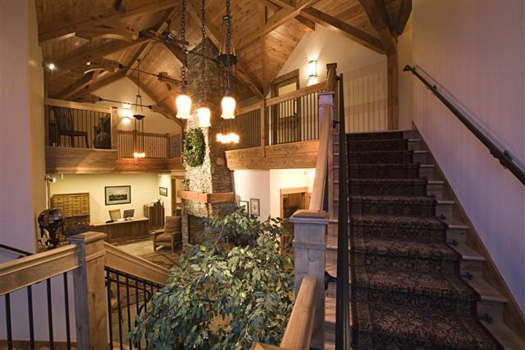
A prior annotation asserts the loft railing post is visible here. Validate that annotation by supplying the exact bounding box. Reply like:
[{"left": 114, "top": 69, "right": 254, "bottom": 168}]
[
  {"left": 111, "top": 106, "right": 118, "bottom": 150},
  {"left": 67, "top": 232, "right": 109, "bottom": 350},
  {"left": 260, "top": 99, "right": 267, "bottom": 156},
  {"left": 290, "top": 210, "right": 328, "bottom": 349}
]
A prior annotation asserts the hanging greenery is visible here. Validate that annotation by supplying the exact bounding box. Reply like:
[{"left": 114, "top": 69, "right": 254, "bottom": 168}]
[
  {"left": 183, "top": 128, "right": 205, "bottom": 167},
  {"left": 130, "top": 208, "right": 294, "bottom": 349}
]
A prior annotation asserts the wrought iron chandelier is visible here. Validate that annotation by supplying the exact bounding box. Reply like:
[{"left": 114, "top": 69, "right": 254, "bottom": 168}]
[
  {"left": 132, "top": 60, "right": 146, "bottom": 158},
  {"left": 175, "top": 0, "right": 192, "bottom": 120},
  {"left": 196, "top": 0, "right": 211, "bottom": 128}
]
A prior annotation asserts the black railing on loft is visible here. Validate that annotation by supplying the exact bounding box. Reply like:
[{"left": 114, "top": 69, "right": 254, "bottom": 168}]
[
  {"left": 2, "top": 273, "right": 73, "bottom": 350},
  {"left": 336, "top": 73, "right": 351, "bottom": 349},
  {"left": 0, "top": 244, "right": 33, "bottom": 258},
  {"left": 104, "top": 267, "right": 163, "bottom": 350},
  {"left": 404, "top": 65, "right": 525, "bottom": 186}
]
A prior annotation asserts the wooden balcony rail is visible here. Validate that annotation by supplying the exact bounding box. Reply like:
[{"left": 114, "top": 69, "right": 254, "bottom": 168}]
[{"left": 117, "top": 130, "right": 173, "bottom": 159}]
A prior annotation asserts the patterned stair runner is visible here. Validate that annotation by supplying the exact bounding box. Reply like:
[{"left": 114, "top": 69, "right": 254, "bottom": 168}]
[{"left": 346, "top": 131, "right": 502, "bottom": 350}]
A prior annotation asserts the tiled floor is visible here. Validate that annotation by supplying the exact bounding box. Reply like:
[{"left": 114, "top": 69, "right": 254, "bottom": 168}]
[{"left": 116, "top": 238, "right": 184, "bottom": 269}]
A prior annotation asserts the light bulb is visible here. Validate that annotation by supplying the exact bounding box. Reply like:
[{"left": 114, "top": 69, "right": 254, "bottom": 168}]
[
  {"left": 217, "top": 133, "right": 224, "bottom": 142},
  {"left": 48, "top": 63, "right": 56, "bottom": 71},
  {"left": 176, "top": 93, "right": 192, "bottom": 119},
  {"left": 197, "top": 106, "right": 211, "bottom": 128},
  {"left": 221, "top": 96, "right": 236, "bottom": 119}
]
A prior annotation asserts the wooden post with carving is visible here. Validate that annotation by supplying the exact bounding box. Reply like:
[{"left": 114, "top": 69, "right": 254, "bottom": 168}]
[
  {"left": 67, "top": 232, "right": 109, "bottom": 350},
  {"left": 290, "top": 210, "right": 328, "bottom": 349}
]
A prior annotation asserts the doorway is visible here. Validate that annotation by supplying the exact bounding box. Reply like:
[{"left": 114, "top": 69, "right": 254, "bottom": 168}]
[
  {"left": 171, "top": 176, "right": 184, "bottom": 216},
  {"left": 280, "top": 186, "right": 310, "bottom": 253}
]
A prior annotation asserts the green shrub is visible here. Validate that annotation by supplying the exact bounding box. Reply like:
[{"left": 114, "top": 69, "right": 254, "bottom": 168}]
[{"left": 130, "top": 208, "right": 294, "bottom": 349}]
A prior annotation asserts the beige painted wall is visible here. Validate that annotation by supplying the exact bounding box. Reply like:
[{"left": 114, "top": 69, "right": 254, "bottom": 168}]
[
  {"left": 412, "top": 1, "right": 525, "bottom": 309},
  {"left": 397, "top": 16, "right": 414, "bottom": 130},
  {"left": 94, "top": 77, "right": 181, "bottom": 135},
  {"left": 49, "top": 173, "right": 164, "bottom": 223},
  {"left": 0, "top": 0, "right": 46, "bottom": 255}
]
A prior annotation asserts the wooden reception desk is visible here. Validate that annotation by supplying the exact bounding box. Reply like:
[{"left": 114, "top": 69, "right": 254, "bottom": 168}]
[{"left": 91, "top": 216, "right": 149, "bottom": 243}]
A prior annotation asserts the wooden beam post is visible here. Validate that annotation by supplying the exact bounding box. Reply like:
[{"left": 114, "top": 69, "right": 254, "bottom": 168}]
[
  {"left": 67, "top": 232, "right": 108, "bottom": 350},
  {"left": 387, "top": 54, "right": 399, "bottom": 130},
  {"left": 289, "top": 210, "right": 328, "bottom": 349},
  {"left": 111, "top": 106, "right": 119, "bottom": 150},
  {"left": 260, "top": 99, "right": 267, "bottom": 156}
]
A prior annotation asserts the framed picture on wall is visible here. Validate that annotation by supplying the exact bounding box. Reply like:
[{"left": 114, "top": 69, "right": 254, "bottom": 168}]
[
  {"left": 159, "top": 187, "right": 168, "bottom": 197},
  {"left": 105, "top": 186, "right": 131, "bottom": 205},
  {"left": 250, "top": 198, "right": 260, "bottom": 216},
  {"left": 240, "top": 200, "right": 250, "bottom": 215}
]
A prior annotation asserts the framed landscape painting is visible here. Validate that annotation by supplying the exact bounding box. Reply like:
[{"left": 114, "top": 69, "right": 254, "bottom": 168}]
[{"left": 105, "top": 185, "right": 131, "bottom": 205}]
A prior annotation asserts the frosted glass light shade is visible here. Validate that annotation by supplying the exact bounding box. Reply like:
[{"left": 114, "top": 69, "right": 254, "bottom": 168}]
[
  {"left": 120, "top": 108, "right": 133, "bottom": 118},
  {"left": 197, "top": 106, "right": 211, "bottom": 128},
  {"left": 220, "top": 132, "right": 240, "bottom": 144},
  {"left": 221, "top": 96, "right": 236, "bottom": 119},
  {"left": 122, "top": 102, "right": 132, "bottom": 109},
  {"left": 216, "top": 133, "right": 224, "bottom": 142},
  {"left": 176, "top": 94, "right": 192, "bottom": 119},
  {"left": 308, "top": 60, "right": 317, "bottom": 78}
]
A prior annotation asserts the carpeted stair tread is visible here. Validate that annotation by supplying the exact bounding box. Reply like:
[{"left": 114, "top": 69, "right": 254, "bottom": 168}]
[
  {"left": 352, "top": 237, "right": 460, "bottom": 261},
  {"left": 350, "top": 195, "right": 437, "bottom": 217},
  {"left": 347, "top": 138, "right": 408, "bottom": 152},
  {"left": 349, "top": 150, "right": 414, "bottom": 164},
  {"left": 352, "top": 214, "right": 447, "bottom": 229},
  {"left": 352, "top": 266, "right": 479, "bottom": 315},
  {"left": 347, "top": 131, "right": 405, "bottom": 141},
  {"left": 349, "top": 178, "right": 427, "bottom": 196},
  {"left": 349, "top": 163, "right": 421, "bottom": 179},
  {"left": 352, "top": 303, "right": 503, "bottom": 350}
]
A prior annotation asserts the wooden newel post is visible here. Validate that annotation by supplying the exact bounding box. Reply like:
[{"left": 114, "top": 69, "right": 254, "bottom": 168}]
[
  {"left": 67, "top": 232, "right": 109, "bottom": 350},
  {"left": 290, "top": 210, "right": 328, "bottom": 350}
]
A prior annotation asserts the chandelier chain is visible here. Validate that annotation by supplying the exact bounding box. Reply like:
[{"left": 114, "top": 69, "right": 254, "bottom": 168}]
[
  {"left": 201, "top": 0, "right": 207, "bottom": 104},
  {"left": 180, "top": 0, "right": 187, "bottom": 89},
  {"left": 225, "top": 0, "right": 232, "bottom": 93}
]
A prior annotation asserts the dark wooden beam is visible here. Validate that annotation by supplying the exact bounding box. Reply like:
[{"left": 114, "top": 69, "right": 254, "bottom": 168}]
[
  {"left": 301, "top": 8, "right": 384, "bottom": 54},
  {"left": 55, "top": 72, "right": 96, "bottom": 100},
  {"left": 75, "top": 23, "right": 138, "bottom": 42},
  {"left": 395, "top": 0, "right": 412, "bottom": 35},
  {"left": 358, "top": 0, "right": 396, "bottom": 55},
  {"left": 70, "top": 71, "right": 126, "bottom": 100},
  {"left": 258, "top": 0, "right": 315, "bottom": 32},
  {"left": 39, "top": 0, "right": 175, "bottom": 43}
]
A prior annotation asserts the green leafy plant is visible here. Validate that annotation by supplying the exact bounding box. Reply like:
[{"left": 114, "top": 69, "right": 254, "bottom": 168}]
[
  {"left": 130, "top": 208, "right": 294, "bottom": 349},
  {"left": 183, "top": 128, "right": 205, "bottom": 167}
]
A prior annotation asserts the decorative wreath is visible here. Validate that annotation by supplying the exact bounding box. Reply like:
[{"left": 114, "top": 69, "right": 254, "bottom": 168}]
[{"left": 183, "top": 128, "right": 205, "bottom": 167}]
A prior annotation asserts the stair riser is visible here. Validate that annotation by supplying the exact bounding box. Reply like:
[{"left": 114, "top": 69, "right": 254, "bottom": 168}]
[
  {"left": 413, "top": 151, "right": 428, "bottom": 164},
  {"left": 347, "top": 182, "right": 427, "bottom": 197},
  {"left": 477, "top": 300, "right": 505, "bottom": 322},
  {"left": 349, "top": 200, "right": 436, "bottom": 217},
  {"left": 352, "top": 286, "right": 477, "bottom": 317},
  {"left": 350, "top": 252, "right": 459, "bottom": 275},
  {"left": 348, "top": 139, "right": 409, "bottom": 152},
  {"left": 419, "top": 166, "right": 436, "bottom": 180},
  {"left": 341, "top": 130, "right": 415, "bottom": 142},
  {"left": 447, "top": 227, "right": 468, "bottom": 244},
  {"left": 427, "top": 182, "right": 444, "bottom": 199},
  {"left": 352, "top": 224, "right": 447, "bottom": 243},
  {"left": 460, "top": 259, "right": 483, "bottom": 279},
  {"left": 345, "top": 152, "right": 414, "bottom": 165},
  {"left": 408, "top": 140, "right": 422, "bottom": 151},
  {"left": 436, "top": 202, "right": 454, "bottom": 220}
]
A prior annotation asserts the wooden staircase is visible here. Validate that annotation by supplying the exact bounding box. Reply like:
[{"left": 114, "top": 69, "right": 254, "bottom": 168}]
[{"left": 324, "top": 129, "right": 525, "bottom": 349}]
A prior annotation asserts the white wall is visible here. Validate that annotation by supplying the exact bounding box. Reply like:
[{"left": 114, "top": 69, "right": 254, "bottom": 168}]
[
  {"left": 158, "top": 174, "right": 172, "bottom": 216},
  {"left": 0, "top": 0, "right": 45, "bottom": 255},
  {"left": 397, "top": 16, "right": 414, "bottom": 130},
  {"left": 412, "top": 1, "right": 525, "bottom": 309},
  {"left": 94, "top": 77, "right": 181, "bottom": 135},
  {"left": 49, "top": 173, "right": 162, "bottom": 223},
  {"left": 233, "top": 169, "right": 315, "bottom": 220}
]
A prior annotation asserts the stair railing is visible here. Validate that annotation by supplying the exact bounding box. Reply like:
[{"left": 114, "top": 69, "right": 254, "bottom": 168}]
[
  {"left": 0, "top": 244, "right": 33, "bottom": 259},
  {"left": 335, "top": 73, "right": 351, "bottom": 350},
  {"left": 404, "top": 65, "right": 525, "bottom": 186}
]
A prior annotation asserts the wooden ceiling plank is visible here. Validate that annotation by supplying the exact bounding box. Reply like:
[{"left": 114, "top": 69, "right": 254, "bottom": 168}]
[
  {"left": 237, "top": 0, "right": 318, "bottom": 52},
  {"left": 301, "top": 7, "right": 385, "bottom": 54},
  {"left": 395, "top": 0, "right": 412, "bottom": 35},
  {"left": 55, "top": 72, "right": 96, "bottom": 100},
  {"left": 358, "top": 0, "right": 396, "bottom": 55},
  {"left": 234, "top": 67, "right": 265, "bottom": 99},
  {"left": 125, "top": 8, "right": 176, "bottom": 76},
  {"left": 39, "top": 0, "right": 175, "bottom": 44},
  {"left": 55, "top": 38, "right": 148, "bottom": 73},
  {"left": 186, "top": 0, "right": 222, "bottom": 49},
  {"left": 258, "top": 0, "right": 315, "bottom": 31}
]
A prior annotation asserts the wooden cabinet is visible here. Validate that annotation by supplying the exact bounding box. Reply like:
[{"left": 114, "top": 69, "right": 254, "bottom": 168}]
[
  {"left": 91, "top": 217, "right": 149, "bottom": 243},
  {"left": 143, "top": 204, "right": 164, "bottom": 231},
  {"left": 51, "top": 193, "right": 90, "bottom": 231}
]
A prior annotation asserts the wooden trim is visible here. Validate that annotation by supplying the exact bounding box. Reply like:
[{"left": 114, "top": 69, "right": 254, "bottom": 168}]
[
  {"left": 280, "top": 186, "right": 309, "bottom": 196},
  {"left": 45, "top": 98, "right": 111, "bottom": 114},
  {"left": 103, "top": 242, "right": 169, "bottom": 285},
  {"left": 266, "top": 81, "right": 325, "bottom": 107},
  {"left": 177, "top": 191, "right": 235, "bottom": 204},
  {"left": 117, "top": 130, "right": 171, "bottom": 138},
  {"left": 280, "top": 275, "right": 317, "bottom": 350},
  {"left": 0, "top": 245, "right": 80, "bottom": 295},
  {"left": 238, "top": 103, "right": 261, "bottom": 116}
]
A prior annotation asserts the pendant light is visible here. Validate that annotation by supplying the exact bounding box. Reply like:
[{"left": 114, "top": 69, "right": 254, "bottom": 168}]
[
  {"left": 220, "top": 0, "right": 236, "bottom": 120},
  {"left": 197, "top": 0, "right": 211, "bottom": 128},
  {"left": 176, "top": 0, "right": 192, "bottom": 119},
  {"left": 133, "top": 61, "right": 146, "bottom": 158}
]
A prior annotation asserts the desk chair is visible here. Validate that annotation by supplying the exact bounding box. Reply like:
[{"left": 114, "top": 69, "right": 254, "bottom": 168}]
[{"left": 152, "top": 216, "right": 182, "bottom": 252}]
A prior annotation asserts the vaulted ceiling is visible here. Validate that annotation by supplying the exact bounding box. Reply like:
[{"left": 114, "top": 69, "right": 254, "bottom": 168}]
[{"left": 36, "top": 0, "right": 411, "bottom": 120}]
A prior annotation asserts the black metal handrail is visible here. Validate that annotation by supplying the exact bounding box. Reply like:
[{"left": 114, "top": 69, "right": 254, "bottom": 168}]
[
  {"left": 0, "top": 243, "right": 33, "bottom": 258},
  {"left": 404, "top": 65, "right": 525, "bottom": 186},
  {"left": 335, "top": 73, "right": 350, "bottom": 349}
]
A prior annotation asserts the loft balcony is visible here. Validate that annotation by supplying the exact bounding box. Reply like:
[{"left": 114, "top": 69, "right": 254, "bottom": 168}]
[{"left": 44, "top": 98, "right": 183, "bottom": 174}]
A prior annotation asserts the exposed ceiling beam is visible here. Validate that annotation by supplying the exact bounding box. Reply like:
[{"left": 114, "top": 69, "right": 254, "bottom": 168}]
[
  {"left": 234, "top": 67, "right": 265, "bottom": 99},
  {"left": 75, "top": 23, "right": 138, "bottom": 42},
  {"left": 39, "top": 0, "right": 175, "bottom": 43},
  {"left": 70, "top": 71, "right": 127, "bottom": 100},
  {"left": 186, "top": 0, "right": 222, "bottom": 49},
  {"left": 395, "top": 0, "right": 412, "bottom": 35},
  {"left": 54, "top": 38, "right": 148, "bottom": 73},
  {"left": 237, "top": 0, "right": 319, "bottom": 52},
  {"left": 55, "top": 72, "right": 96, "bottom": 100},
  {"left": 258, "top": 0, "right": 315, "bottom": 31},
  {"left": 125, "top": 8, "right": 176, "bottom": 76},
  {"left": 301, "top": 8, "right": 385, "bottom": 54},
  {"left": 358, "top": 0, "right": 397, "bottom": 55}
]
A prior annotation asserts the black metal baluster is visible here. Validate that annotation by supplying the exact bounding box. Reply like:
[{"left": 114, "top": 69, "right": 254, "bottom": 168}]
[
  {"left": 5, "top": 293, "right": 13, "bottom": 350},
  {"left": 135, "top": 278, "right": 142, "bottom": 350},
  {"left": 115, "top": 272, "right": 124, "bottom": 350},
  {"left": 106, "top": 270, "right": 113, "bottom": 350},
  {"left": 63, "top": 273, "right": 71, "bottom": 350},
  {"left": 27, "top": 286, "right": 35, "bottom": 350},
  {"left": 125, "top": 275, "right": 132, "bottom": 349},
  {"left": 46, "top": 279, "right": 55, "bottom": 350}
]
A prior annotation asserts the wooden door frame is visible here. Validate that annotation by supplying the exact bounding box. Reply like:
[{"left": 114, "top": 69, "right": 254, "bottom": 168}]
[
  {"left": 279, "top": 186, "right": 309, "bottom": 219},
  {"left": 171, "top": 175, "right": 184, "bottom": 216}
]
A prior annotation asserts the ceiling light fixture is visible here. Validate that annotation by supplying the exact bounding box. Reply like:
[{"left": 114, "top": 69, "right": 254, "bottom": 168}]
[
  {"left": 133, "top": 60, "right": 146, "bottom": 159},
  {"left": 220, "top": 0, "right": 236, "bottom": 120},
  {"left": 175, "top": 0, "right": 192, "bottom": 120},
  {"left": 308, "top": 60, "right": 317, "bottom": 78}
]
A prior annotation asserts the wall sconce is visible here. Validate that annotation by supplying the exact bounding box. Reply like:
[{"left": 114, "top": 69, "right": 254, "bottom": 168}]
[{"left": 308, "top": 60, "right": 317, "bottom": 78}]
